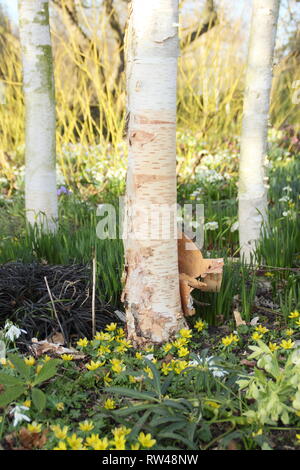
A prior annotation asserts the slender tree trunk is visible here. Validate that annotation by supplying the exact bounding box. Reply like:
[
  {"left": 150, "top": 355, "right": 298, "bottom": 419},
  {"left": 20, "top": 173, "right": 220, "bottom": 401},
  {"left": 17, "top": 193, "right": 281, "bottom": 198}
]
[
  {"left": 238, "top": 0, "right": 280, "bottom": 262},
  {"left": 19, "top": 0, "right": 58, "bottom": 232},
  {"left": 122, "top": 0, "right": 186, "bottom": 346}
]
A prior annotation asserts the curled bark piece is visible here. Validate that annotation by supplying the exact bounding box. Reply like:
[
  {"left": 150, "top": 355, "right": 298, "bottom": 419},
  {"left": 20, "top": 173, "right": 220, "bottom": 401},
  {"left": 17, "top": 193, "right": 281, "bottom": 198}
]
[{"left": 178, "top": 232, "right": 224, "bottom": 316}]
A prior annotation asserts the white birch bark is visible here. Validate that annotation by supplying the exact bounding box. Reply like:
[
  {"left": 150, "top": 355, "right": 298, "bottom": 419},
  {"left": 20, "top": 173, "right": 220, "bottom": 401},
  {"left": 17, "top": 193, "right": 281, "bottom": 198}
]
[
  {"left": 122, "top": 0, "right": 186, "bottom": 346},
  {"left": 19, "top": 0, "right": 58, "bottom": 232},
  {"left": 238, "top": 0, "right": 280, "bottom": 262}
]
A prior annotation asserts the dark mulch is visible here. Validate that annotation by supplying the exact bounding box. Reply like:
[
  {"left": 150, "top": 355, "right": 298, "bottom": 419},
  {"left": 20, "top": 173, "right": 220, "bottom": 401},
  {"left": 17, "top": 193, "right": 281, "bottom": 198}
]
[{"left": 0, "top": 262, "right": 123, "bottom": 348}]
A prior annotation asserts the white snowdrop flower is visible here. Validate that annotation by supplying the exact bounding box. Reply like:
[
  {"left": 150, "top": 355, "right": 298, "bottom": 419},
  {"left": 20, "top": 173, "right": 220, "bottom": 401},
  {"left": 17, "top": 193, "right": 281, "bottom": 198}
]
[
  {"left": 279, "top": 195, "right": 290, "bottom": 203},
  {"left": 144, "top": 354, "right": 154, "bottom": 361},
  {"left": 283, "top": 186, "right": 292, "bottom": 192},
  {"left": 4, "top": 322, "right": 27, "bottom": 342},
  {"left": 282, "top": 211, "right": 290, "bottom": 217},
  {"left": 204, "top": 221, "right": 219, "bottom": 231},
  {"left": 10, "top": 405, "right": 31, "bottom": 427},
  {"left": 250, "top": 316, "right": 260, "bottom": 326},
  {"left": 190, "top": 355, "right": 228, "bottom": 378},
  {"left": 230, "top": 221, "right": 239, "bottom": 232}
]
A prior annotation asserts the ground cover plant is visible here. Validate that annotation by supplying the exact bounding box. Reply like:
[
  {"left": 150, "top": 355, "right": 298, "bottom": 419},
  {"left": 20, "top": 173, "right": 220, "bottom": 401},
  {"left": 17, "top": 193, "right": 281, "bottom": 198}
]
[{"left": 0, "top": 0, "right": 300, "bottom": 452}]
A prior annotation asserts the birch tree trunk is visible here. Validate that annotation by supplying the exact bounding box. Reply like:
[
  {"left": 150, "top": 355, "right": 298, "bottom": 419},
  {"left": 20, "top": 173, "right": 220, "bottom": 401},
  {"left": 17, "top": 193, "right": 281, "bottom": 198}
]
[
  {"left": 238, "top": 0, "right": 280, "bottom": 262},
  {"left": 19, "top": 0, "right": 58, "bottom": 232},
  {"left": 122, "top": 0, "right": 186, "bottom": 346}
]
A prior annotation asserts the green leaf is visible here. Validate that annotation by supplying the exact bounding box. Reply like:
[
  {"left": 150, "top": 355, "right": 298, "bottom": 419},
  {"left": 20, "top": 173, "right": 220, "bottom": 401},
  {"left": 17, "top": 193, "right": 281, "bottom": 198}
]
[
  {"left": 157, "top": 431, "right": 196, "bottom": 449},
  {"left": 0, "top": 384, "right": 26, "bottom": 407},
  {"left": 162, "top": 399, "right": 190, "bottom": 411},
  {"left": 32, "top": 359, "right": 59, "bottom": 386},
  {"left": 128, "top": 409, "right": 152, "bottom": 440},
  {"left": 0, "top": 372, "right": 24, "bottom": 387},
  {"left": 105, "top": 386, "right": 159, "bottom": 402},
  {"left": 151, "top": 415, "right": 186, "bottom": 427},
  {"left": 144, "top": 359, "right": 161, "bottom": 396},
  {"left": 7, "top": 354, "right": 30, "bottom": 380},
  {"left": 32, "top": 388, "right": 47, "bottom": 412},
  {"left": 113, "top": 403, "right": 157, "bottom": 417},
  {"left": 161, "top": 372, "right": 175, "bottom": 395}
]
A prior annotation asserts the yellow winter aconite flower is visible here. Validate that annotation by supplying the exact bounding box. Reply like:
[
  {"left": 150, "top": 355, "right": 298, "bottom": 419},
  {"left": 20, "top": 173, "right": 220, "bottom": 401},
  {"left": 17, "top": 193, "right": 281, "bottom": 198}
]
[
  {"left": 104, "top": 398, "right": 116, "bottom": 410},
  {"left": 289, "top": 310, "right": 299, "bottom": 319},
  {"left": 61, "top": 354, "right": 74, "bottom": 361},
  {"left": 117, "top": 338, "right": 132, "bottom": 348},
  {"left": 295, "top": 319, "right": 300, "bottom": 327},
  {"left": 85, "top": 433, "right": 101, "bottom": 448},
  {"left": 24, "top": 356, "right": 35, "bottom": 366},
  {"left": 94, "top": 331, "right": 111, "bottom": 341},
  {"left": 172, "top": 359, "right": 189, "bottom": 375},
  {"left": 135, "top": 352, "right": 143, "bottom": 360},
  {"left": 51, "top": 424, "right": 69, "bottom": 440},
  {"left": 55, "top": 402, "right": 65, "bottom": 411},
  {"left": 144, "top": 366, "right": 153, "bottom": 379},
  {"left": 27, "top": 422, "right": 42, "bottom": 433},
  {"left": 205, "top": 401, "right": 220, "bottom": 409},
  {"left": 110, "top": 358, "right": 125, "bottom": 373},
  {"left": 104, "top": 373, "right": 112, "bottom": 386},
  {"left": 105, "top": 322, "right": 118, "bottom": 332},
  {"left": 195, "top": 320, "right": 206, "bottom": 332},
  {"left": 173, "top": 337, "right": 188, "bottom": 348},
  {"left": 131, "top": 443, "right": 140, "bottom": 450},
  {"left": 23, "top": 400, "right": 31, "bottom": 408},
  {"left": 163, "top": 343, "right": 172, "bottom": 353},
  {"left": 117, "top": 328, "right": 125, "bottom": 337},
  {"left": 43, "top": 355, "right": 51, "bottom": 362},
  {"left": 79, "top": 420, "right": 94, "bottom": 432},
  {"left": 179, "top": 328, "right": 192, "bottom": 339},
  {"left": 85, "top": 360, "right": 105, "bottom": 371},
  {"left": 252, "top": 332, "right": 263, "bottom": 342},
  {"left": 296, "top": 434, "right": 300, "bottom": 442},
  {"left": 67, "top": 433, "right": 84, "bottom": 450},
  {"left": 280, "top": 339, "right": 295, "bottom": 350},
  {"left": 161, "top": 363, "right": 172, "bottom": 376},
  {"left": 138, "top": 432, "right": 156, "bottom": 449},
  {"left": 111, "top": 435, "right": 126, "bottom": 450},
  {"left": 112, "top": 426, "right": 131, "bottom": 439},
  {"left": 178, "top": 346, "right": 189, "bottom": 357},
  {"left": 264, "top": 272, "right": 274, "bottom": 277},
  {"left": 255, "top": 325, "right": 269, "bottom": 334},
  {"left": 97, "top": 345, "right": 111, "bottom": 356},
  {"left": 114, "top": 344, "right": 128, "bottom": 353},
  {"left": 36, "top": 364, "right": 43, "bottom": 374},
  {"left": 284, "top": 328, "right": 294, "bottom": 337},
  {"left": 268, "top": 342, "right": 279, "bottom": 352},
  {"left": 252, "top": 429, "right": 263, "bottom": 437},
  {"left": 77, "top": 338, "right": 89, "bottom": 347},
  {"left": 53, "top": 441, "right": 67, "bottom": 450},
  {"left": 222, "top": 333, "right": 239, "bottom": 347},
  {"left": 93, "top": 437, "right": 109, "bottom": 450},
  {"left": 129, "top": 375, "right": 139, "bottom": 383}
]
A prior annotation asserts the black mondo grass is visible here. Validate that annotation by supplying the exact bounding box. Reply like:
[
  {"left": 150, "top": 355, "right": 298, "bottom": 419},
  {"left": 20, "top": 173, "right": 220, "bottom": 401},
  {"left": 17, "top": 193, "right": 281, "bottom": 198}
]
[{"left": 0, "top": 262, "right": 123, "bottom": 348}]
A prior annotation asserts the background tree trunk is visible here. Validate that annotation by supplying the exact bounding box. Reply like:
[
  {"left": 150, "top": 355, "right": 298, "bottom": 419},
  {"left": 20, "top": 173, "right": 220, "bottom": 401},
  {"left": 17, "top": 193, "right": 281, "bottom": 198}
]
[
  {"left": 238, "top": 0, "right": 280, "bottom": 262},
  {"left": 122, "top": 0, "right": 186, "bottom": 347},
  {"left": 19, "top": 0, "right": 58, "bottom": 232}
]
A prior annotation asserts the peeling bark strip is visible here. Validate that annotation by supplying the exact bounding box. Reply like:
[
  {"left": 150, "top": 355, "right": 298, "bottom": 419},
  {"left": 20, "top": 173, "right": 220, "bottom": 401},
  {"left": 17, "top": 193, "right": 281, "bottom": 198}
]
[
  {"left": 238, "top": 0, "right": 280, "bottom": 262},
  {"left": 123, "top": 0, "right": 186, "bottom": 346},
  {"left": 19, "top": 0, "right": 58, "bottom": 233}
]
